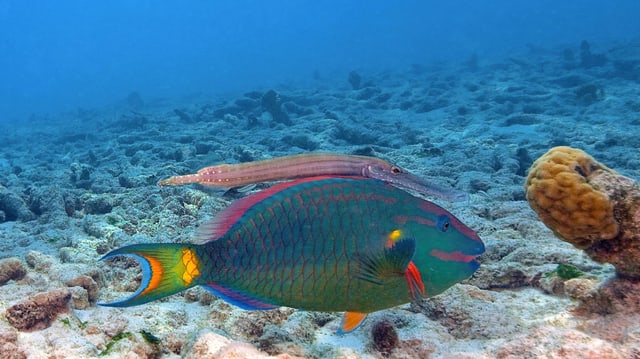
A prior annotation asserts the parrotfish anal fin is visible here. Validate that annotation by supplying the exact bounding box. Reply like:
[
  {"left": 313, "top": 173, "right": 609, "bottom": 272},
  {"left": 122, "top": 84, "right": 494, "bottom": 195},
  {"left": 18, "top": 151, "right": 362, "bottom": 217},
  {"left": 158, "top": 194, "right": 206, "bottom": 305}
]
[
  {"left": 339, "top": 312, "right": 368, "bottom": 334},
  {"left": 357, "top": 237, "right": 416, "bottom": 285},
  {"left": 99, "top": 244, "right": 201, "bottom": 307},
  {"left": 204, "top": 284, "right": 278, "bottom": 310}
]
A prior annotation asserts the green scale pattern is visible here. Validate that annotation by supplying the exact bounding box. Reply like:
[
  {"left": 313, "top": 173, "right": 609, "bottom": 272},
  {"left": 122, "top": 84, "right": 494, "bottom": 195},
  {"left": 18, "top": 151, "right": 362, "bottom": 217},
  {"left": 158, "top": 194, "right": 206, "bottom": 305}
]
[{"left": 198, "top": 177, "right": 481, "bottom": 313}]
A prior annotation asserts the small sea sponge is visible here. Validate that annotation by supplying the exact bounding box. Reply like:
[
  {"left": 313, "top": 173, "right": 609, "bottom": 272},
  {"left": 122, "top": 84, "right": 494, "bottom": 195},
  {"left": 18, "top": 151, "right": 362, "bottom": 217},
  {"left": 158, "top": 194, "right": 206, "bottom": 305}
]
[
  {"left": 371, "top": 320, "right": 399, "bottom": 357},
  {"left": 525, "top": 146, "right": 619, "bottom": 248},
  {"left": 66, "top": 275, "right": 99, "bottom": 303}
]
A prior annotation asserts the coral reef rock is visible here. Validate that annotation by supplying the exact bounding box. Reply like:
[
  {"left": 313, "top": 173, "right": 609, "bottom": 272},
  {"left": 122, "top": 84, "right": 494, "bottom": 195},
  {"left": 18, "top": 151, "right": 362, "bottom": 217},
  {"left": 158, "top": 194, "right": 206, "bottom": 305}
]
[
  {"left": 184, "top": 331, "right": 303, "bottom": 359},
  {"left": 0, "top": 258, "right": 26, "bottom": 285},
  {"left": 5, "top": 288, "right": 71, "bottom": 331},
  {"left": 525, "top": 146, "right": 640, "bottom": 278},
  {"left": 0, "top": 327, "right": 25, "bottom": 359}
]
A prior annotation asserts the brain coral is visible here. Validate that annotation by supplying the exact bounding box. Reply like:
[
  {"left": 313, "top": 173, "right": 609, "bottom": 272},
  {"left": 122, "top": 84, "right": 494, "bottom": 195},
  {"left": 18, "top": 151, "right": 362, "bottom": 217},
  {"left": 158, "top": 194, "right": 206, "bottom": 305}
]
[
  {"left": 525, "top": 146, "right": 640, "bottom": 278},
  {"left": 525, "top": 146, "right": 619, "bottom": 248}
]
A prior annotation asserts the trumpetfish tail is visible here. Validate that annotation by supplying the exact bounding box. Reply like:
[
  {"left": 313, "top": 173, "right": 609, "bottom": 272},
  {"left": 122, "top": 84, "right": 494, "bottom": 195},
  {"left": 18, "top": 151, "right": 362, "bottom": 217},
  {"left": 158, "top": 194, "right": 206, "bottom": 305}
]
[{"left": 158, "top": 173, "right": 202, "bottom": 186}]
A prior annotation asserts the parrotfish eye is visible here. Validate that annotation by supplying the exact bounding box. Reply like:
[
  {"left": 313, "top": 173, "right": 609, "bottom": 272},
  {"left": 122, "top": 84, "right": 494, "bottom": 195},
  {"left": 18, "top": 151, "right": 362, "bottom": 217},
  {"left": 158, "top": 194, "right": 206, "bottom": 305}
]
[
  {"left": 436, "top": 214, "right": 450, "bottom": 232},
  {"left": 390, "top": 166, "right": 402, "bottom": 174}
]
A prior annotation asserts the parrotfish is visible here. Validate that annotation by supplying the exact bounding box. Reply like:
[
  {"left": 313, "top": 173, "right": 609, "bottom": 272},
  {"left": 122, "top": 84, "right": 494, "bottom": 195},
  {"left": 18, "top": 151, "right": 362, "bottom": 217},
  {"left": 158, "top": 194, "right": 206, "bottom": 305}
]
[
  {"left": 158, "top": 153, "right": 469, "bottom": 202},
  {"left": 101, "top": 176, "right": 484, "bottom": 333}
]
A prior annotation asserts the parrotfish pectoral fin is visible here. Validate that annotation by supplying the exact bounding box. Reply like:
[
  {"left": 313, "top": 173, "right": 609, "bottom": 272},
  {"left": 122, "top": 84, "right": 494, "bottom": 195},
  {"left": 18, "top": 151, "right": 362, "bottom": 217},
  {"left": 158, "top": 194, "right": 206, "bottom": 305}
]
[
  {"left": 204, "top": 283, "right": 278, "bottom": 310},
  {"left": 99, "top": 243, "right": 202, "bottom": 307},
  {"left": 357, "top": 237, "right": 417, "bottom": 284},
  {"left": 339, "top": 312, "right": 368, "bottom": 335}
]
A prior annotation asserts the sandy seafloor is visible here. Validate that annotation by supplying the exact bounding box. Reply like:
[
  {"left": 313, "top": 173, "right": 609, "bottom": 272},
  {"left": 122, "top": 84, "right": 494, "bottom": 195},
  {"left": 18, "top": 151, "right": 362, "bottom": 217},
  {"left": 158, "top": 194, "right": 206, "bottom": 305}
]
[{"left": 1, "top": 41, "right": 640, "bottom": 358}]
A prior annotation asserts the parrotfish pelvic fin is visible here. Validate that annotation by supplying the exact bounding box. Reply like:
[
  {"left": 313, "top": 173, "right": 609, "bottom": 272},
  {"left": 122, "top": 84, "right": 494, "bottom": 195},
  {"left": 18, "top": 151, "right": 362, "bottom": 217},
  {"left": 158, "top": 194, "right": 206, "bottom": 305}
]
[
  {"left": 406, "top": 261, "right": 426, "bottom": 300},
  {"left": 339, "top": 312, "right": 368, "bottom": 335},
  {"left": 99, "top": 243, "right": 202, "bottom": 307}
]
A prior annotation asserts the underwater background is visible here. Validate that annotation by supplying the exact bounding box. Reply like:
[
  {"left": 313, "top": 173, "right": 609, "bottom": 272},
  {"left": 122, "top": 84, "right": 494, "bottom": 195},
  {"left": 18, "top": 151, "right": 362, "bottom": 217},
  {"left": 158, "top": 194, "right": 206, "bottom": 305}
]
[{"left": 1, "top": 1, "right": 640, "bottom": 358}]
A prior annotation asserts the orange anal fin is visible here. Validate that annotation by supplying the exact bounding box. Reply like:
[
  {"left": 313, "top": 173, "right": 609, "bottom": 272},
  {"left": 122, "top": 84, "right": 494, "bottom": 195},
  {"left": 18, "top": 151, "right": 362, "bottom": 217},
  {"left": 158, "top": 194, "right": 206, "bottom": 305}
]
[
  {"left": 339, "top": 312, "right": 368, "bottom": 334},
  {"left": 406, "top": 261, "right": 426, "bottom": 299}
]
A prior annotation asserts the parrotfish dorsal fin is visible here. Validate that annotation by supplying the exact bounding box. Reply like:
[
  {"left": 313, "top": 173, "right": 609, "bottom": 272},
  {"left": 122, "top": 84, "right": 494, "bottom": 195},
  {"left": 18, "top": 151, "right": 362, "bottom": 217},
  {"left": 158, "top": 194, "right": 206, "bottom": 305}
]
[
  {"left": 339, "top": 312, "right": 368, "bottom": 334},
  {"left": 196, "top": 175, "right": 364, "bottom": 242}
]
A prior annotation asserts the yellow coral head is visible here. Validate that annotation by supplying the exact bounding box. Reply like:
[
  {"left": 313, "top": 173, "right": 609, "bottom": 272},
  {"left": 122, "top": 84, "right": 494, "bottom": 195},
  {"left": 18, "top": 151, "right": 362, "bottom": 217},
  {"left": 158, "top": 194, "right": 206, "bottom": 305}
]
[{"left": 525, "top": 146, "right": 619, "bottom": 248}]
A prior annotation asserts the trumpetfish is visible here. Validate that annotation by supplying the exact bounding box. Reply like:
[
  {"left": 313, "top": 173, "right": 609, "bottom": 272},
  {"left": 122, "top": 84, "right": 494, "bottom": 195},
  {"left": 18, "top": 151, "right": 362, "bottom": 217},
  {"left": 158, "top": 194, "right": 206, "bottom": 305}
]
[{"left": 158, "top": 153, "right": 469, "bottom": 202}]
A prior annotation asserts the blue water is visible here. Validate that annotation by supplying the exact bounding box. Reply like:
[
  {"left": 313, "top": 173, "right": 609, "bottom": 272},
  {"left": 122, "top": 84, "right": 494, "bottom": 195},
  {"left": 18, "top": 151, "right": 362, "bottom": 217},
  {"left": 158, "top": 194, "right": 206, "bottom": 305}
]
[{"left": 1, "top": 1, "right": 638, "bottom": 123}]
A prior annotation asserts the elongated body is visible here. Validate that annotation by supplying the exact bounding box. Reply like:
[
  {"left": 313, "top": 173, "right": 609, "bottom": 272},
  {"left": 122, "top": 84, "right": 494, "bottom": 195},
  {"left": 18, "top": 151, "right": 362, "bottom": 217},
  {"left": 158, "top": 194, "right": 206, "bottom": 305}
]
[
  {"left": 158, "top": 153, "right": 469, "bottom": 202},
  {"left": 102, "top": 176, "right": 484, "bottom": 333}
]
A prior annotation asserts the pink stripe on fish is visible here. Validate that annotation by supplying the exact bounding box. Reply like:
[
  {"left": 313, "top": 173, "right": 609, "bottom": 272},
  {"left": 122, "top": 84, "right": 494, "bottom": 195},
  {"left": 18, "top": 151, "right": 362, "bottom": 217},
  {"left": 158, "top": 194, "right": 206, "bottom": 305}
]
[
  {"left": 430, "top": 249, "right": 478, "bottom": 263},
  {"left": 393, "top": 215, "right": 435, "bottom": 226}
]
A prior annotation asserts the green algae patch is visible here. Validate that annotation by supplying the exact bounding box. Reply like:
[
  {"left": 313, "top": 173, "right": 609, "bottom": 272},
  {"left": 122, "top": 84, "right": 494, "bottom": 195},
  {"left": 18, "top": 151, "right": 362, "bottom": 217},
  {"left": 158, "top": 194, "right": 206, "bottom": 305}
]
[
  {"left": 139, "top": 329, "right": 161, "bottom": 345},
  {"left": 99, "top": 331, "right": 132, "bottom": 356},
  {"left": 557, "top": 264, "right": 584, "bottom": 279}
]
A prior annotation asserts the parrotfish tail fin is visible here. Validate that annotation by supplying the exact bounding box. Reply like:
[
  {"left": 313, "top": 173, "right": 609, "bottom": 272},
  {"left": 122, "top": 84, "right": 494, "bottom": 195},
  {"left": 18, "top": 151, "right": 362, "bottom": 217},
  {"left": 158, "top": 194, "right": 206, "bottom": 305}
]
[
  {"left": 99, "top": 243, "right": 203, "bottom": 307},
  {"left": 357, "top": 237, "right": 426, "bottom": 301},
  {"left": 339, "top": 312, "right": 368, "bottom": 335}
]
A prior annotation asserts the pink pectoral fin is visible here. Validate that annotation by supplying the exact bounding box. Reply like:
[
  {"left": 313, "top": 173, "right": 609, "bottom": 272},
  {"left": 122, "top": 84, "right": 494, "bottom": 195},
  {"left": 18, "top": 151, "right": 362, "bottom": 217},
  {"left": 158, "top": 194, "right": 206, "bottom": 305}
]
[{"left": 339, "top": 312, "right": 368, "bottom": 334}]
